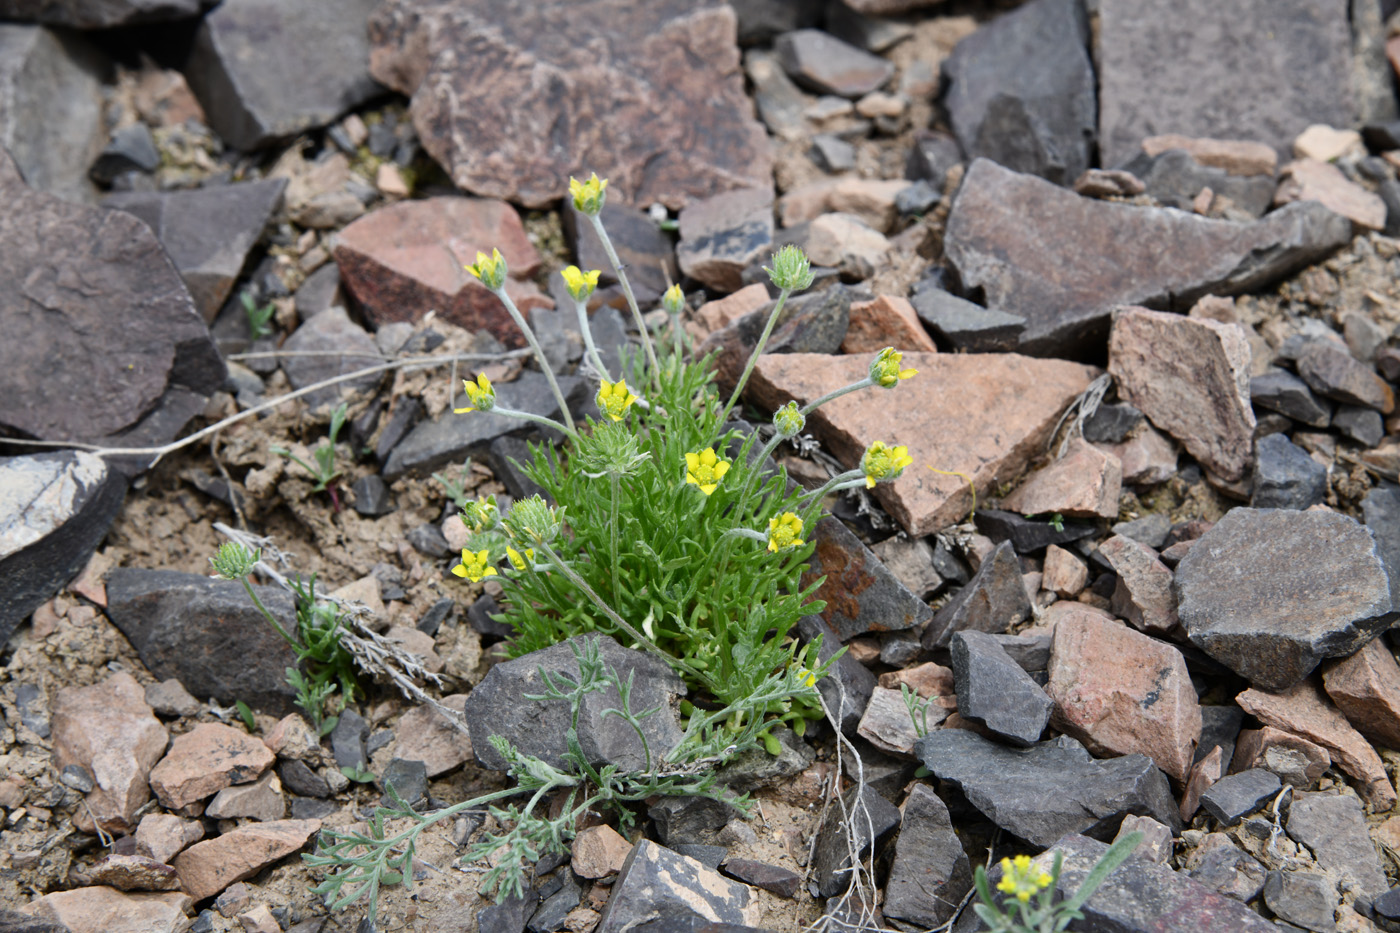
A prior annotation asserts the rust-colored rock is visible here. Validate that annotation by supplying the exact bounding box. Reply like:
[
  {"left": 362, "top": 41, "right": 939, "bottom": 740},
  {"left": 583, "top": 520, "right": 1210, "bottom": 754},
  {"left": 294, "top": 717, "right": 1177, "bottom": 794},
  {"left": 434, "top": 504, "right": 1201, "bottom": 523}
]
[
  {"left": 262, "top": 714, "right": 319, "bottom": 762},
  {"left": 675, "top": 186, "right": 773, "bottom": 293},
  {"left": 1275, "top": 159, "right": 1387, "bottom": 231},
  {"left": 879, "top": 662, "right": 956, "bottom": 699},
  {"left": 173, "top": 819, "right": 321, "bottom": 901},
  {"left": 20, "top": 886, "right": 192, "bottom": 933},
  {"left": 841, "top": 295, "right": 937, "bottom": 355},
  {"left": 1096, "top": 534, "right": 1177, "bottom": 635},
  {"left": 334, "top": 197, "right": 547, "bottom": 348},
  {"left": 367, "top": 0, "right": 771, "bottom": 209},
  {"left": 1322, "top": 639, "right": 1400, "bottom": 750},
  {"left": 84, "top": 854, "right": 180, "bottom": 892},
  {"left": 1236, "top": 680, "right": 1395, "bottom": 809},
  {"left": 391, "top": 694, "right": 473, "bottom": 778},
  {"left": 1098, "top": 422, "right": 1178, "bottom": 485},
  {"left": 1230, "top": 727, "right": 1330, "bottom": 789},
  {"left": 1047, "top": 614, "right": 1201, "bottom": 782},
  {"left": 1179, "top": 745, "right": 1224, "bottom": 822},
  {"left": 1001, "top": 438, "right": 1122, "bottom": 520},
  {"left": 51, "top": 672, "right": 169, "bottom": 834},
  {"left": 689, "top": 283, "right": 771, "bottom": 341},
  {"left": 750, "top": 352, "right": 1099, "bottom": 536},
  {"left": 803, "top": 213, "right": 891, "bottom": 278},
  {"left": 148, "top": 722, "right": 275, "bottom": 810},
  {"left": 571, "top": 824, "right": 633, "bottom": 879},
  {"left": 1109, "top": 306, "right": 1255, "bottom": 482}
]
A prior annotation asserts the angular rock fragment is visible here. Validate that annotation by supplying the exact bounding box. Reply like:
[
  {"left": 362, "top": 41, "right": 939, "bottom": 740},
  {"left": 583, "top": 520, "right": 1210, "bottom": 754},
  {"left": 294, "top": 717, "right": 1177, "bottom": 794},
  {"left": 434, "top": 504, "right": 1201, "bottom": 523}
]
[
  {"left": 884, "top": 784, "right": 972, "bottom": 929},
  {"left": 463, "top": 636, "right": 684, "bottom": 772},
  {"left": 974, "top": 509, "right": 1097, "bottom": 553},
  {"left": 811, "top": 784, "right": 901, "bottom": 897},
  {"left": 565, "top": 200, "right": 679, "bottom": 307},
  {"left": 173, "top": 819, "right": 321, "bottom": 902},
  {"left": 186, "top": 0, "right": 382, "bottom": 150},
  {"left": 1042, "top": 544, "right": 1088, "bottom": 598},
  {"left": 51, "top": 672, "right": 169, "bottom": 834},
  {"left": 148, "top": 722, "right": 275, "bottom": 810},
  {"left": 1362, "top": 485, "right": 1400, "bottom": 612},
  {"left": 595, "top": 840, "right": 761, "bottom": 933},
  {"left": 802, "top": 212, "right": 890, "bottom": 279},
  {"left": 923, "top": 541, "right": 1030, "bottom": 649},
  {"left": 390, "top": 694, "right": 472, "bottom": 778},
  {"left": 1262, "top": 870, "right": 1338, "bottom": 932},
  {"left": 951, "top": 630, "right": 1052, "bottom": 746},
  {"left": 778, "top": 176, "right": 909, "bottom": 231},
  {"left": 1237, "top": 681, "right": 1395, "bottom": 810},
  {"left": 1252, "top": 433, "right": 1327, "bottom": 510},
  {"left": 1176, "top": 509, "right": 1395, "bottom": 690},
  {"left": 800, "top": 516, "right": 932, "bottom": 641},
  {"left": 914, "top": 730, "right": 1181, "bottom": 846},
  {"left": 135, "top": 814, "right": 204, "bottom": 864},
  {"left": 1096, "top": 534, "right": 1178, "bottom": 635},
  {"left": 0, "top": 0, "right": 210, "bottom": 29},
  {"left": 702, "top": 288, "right": 852, "bottom": 396},
  {"left": 1047, "top": 614, "right": 1201, "bottom": 782},
  {"left": 1198, "top": 769, "right": 1281, "bottom": 826},
  {"left": 1230, "top": 726, "right": 1330, "bottom": 789},
  {"left": 1109, "top": 306, "right": 1255, "bottom": 482},
  {"left": 858, "top": 686, "right": 946, "bottom": 757},
  {"left": 945, "top": 159, "right": 1351, "bottom": 357},
  {"left": 205, "top": 770, "right": 285, "bottom": 822},
  {"left": 1251, "top": 369, "right": 1332, "bottom": 428},
  {"left": 1185, "top": 833, "right": 1267, "bottom": 902},
  {"left": 720, "top": 859, "right": 801, "bottom": 899},
  {"left": 1001, "top": 438, "right": 1121, "bottom": 520},
  {"left": 1119, "top": 148, "right": 1275, "bottom": 218},
  {"left": 675, "top": 187, "right": 773, "bottom": 293},
  {"left": 18, "top": 888, "right": 192, "bottom": 933},
  {"left": 773, "top": 28, "right": 892, "bottom": 98},
  {"left": 1285, "top": 792, "right": 1389, "bottom": 896},
  {"left": 942, "top": 0, "right": 1095, "bottom": 185},
  {"left": 280, "top": 306, "right": 383, "bottom": 412},
  {"left": 795, "top": 615, "right": 875, "bottom": 735},
  {"left": 1276, "top": 158, "right": 1388, "bottom": 230},
  {"left": 909, "top": 288, "right": 1025, "bottom": 353},
  {"left": 1296, "top": 341, "right": 1395, "bottom": 414},
  {"left": 369, "top": 0, "right": 771, "bottom": 208},
  {"left": 751, "top": 351, "right": 1099, "bottom": 536},
  {"left": 841, "top": 295, "right": 937, "bottom": 355}
]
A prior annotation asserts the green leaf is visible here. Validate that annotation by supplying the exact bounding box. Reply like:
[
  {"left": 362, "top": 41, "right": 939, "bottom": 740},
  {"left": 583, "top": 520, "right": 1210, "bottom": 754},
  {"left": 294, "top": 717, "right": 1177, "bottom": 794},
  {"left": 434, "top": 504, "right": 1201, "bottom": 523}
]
[{"left": 235, "top": 700, "right": 256, "bottom": 732}]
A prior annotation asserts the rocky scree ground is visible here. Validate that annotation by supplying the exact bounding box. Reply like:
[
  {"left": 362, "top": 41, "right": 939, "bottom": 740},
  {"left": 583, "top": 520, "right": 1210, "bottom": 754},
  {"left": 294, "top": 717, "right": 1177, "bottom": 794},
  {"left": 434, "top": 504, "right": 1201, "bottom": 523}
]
[{"left": 13, "top": 1, "right": 1400, "bottom": 932}]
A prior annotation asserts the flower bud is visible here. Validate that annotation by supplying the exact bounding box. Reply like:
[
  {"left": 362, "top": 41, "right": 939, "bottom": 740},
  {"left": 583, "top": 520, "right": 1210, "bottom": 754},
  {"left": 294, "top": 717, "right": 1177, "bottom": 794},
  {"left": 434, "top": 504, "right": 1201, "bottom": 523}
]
[
  {"left": 860, "top": 441, "right": 913, "bottom": 488},
  {"left": 764, "top": 244, "right": 814, "bottom": 292},
  {"left": 210, "top": 541, "right": 259, "bottom": 579},
  {"left": 869, "top": 347, "right": 917, "bottom": 388},
  {"left": 453, "top": 372, "right": 496, "bottom": 414},
  {"left": 561, "top": 265, "right": 601, "bottom": 303},
  {"left": 662, "top": 283, "right": 685, "bottom": 316},
  {"left": 569, "top": 172, "right": 608, "bottom": 216},
  {"left": 465, "top": 248, "right": 507, "bottom": 291},
  {"left": 772, "top": 401, "right": 805, "bottom": 438}
]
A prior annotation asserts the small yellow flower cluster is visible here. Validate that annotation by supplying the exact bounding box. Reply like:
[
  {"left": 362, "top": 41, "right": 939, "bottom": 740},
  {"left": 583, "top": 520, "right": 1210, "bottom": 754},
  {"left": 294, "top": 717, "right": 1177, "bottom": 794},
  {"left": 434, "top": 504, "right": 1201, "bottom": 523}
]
[
  {"left": 465, "top": 248, "right": 507, "bottom": 290},
  {"left": 596, "top": 379, "right": 638, "bottom": 422},
  {"left": 454, "top": 373, "right": 496, "bottom": 414},
  {"left": 685, "top": 447, "right": 731, "bottom": 495},
  {"left": 861, "top": 441, "right": 913, "bottom": 489},
  {"left": 570, "top": 173, "right": 608, "bottom": 216},
  {"left": 996, "top": 854, "right": 1052, "bottom": 904},
  {"left": 451, "top": 549, "right": 497, "bottom": 583},
  {"left": 767, "top": 512, "right": 804, "bottom": 552},
  {"left": 869, "top": 347, "right": 917, "bottom": 388},
  {"left": 561, "top": 265, "right": 601, "bottom": 302}
]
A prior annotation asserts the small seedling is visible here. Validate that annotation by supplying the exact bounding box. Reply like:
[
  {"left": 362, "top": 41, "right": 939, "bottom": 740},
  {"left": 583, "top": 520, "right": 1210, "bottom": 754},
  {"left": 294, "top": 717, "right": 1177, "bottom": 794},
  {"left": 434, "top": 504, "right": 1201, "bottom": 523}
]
[
  {"left": 900, "top": 683, "right": 938, "bottom": 738},
  {"left": 431, "top": 459, "right": 473, "bottom": 509},
  {"left": 341, "top": 765, "right": 376, "bottom": 784},
  {"left": 242, "top": 291, "right": 277, "bottom": 341},
  {"left": 1024, "top": 511, "right": 1066, "bottom": 532},
  {"left": 235, "top": 699, "right": 257, "bottom": 732},
  {"left": 273, "top": 402, "right": 348, "bottom": 509}
]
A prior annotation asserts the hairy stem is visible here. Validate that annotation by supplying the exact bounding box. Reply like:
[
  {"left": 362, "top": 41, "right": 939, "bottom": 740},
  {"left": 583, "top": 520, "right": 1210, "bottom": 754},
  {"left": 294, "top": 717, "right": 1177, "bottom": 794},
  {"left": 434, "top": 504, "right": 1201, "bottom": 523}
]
[
  {"left": 799, "top": 376, "right": 874, "bottom": 417},
  {"left": 719, "top": 287, "right": 793, "bottom": 426},
  {"left": 588, "top": 213, "right": 660, "bottom": 386},
  {"left": 572, "top": 297, "right": 611, "bottom": 382},
  {"left": 492, "top": 287, "right": 576, "bottom": 434}
]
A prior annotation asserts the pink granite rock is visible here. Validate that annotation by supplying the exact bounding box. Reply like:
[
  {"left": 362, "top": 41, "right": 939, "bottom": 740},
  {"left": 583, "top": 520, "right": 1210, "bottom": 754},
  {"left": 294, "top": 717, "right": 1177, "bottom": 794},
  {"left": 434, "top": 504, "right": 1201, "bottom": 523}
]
[
  {"left": 778, "top": 177, "right": 910, "bottom": 231},
  {"left": 841, "top": 295, "right": 937, "bottom": 355},
  {"left": 148, "top": 723, "right": 275, "bottom": 810},
  {"left": 136, "top": 813, "right": 205, "bottom": 864},
  {"left": 51, "top": 672, "right": 169, "bottom": 834},
  {"left": 391, "top": 694, "right": 473, "bottom": 778},
  {"left": 571, "top": 824, "right": 633, "bottom": 879},
  {"left": 749, "top": 352, "right": 1099, "bottom": 535},
  {"left": 1322, "top": 638, "right": 1400, "bottom": 750},
  {"left": 1001, "top": 438, "right": 1122, "bottom": 519},
  {"left": 1047, "top": 614, "right": 1201, "bottom": 782},
  {"left": 173, "top": 819, "right": 322, "bottom": 901},
  {"left": 1230, "top": 726, "right": 1330, "bottom": 788},
  {"left": 1098, "top": 422, "right": 1178, "bottom": 485},
  {"left": 1275, "top": 159, "right": 1387, "bottom": 230},
  {"left": 1042, "top": 545, "right": 1089, "bottom": 599},
  {"left": 1096, "top": 534, "right": 1177, "bottom": 635},
  {"left": 20, "top": 887, "right": 191, "bottom": 933},
  {"left": 1179, "top": 744, "right": 1225, "bottom": 822}
]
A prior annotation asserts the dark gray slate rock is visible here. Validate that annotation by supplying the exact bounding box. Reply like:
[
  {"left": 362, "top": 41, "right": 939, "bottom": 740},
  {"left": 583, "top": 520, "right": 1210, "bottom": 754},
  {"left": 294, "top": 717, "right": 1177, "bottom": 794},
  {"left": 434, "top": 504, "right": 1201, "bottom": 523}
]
[
  {"left": 595, "top": 841, "right": 756, "bottom": 933},
  {"left": 104, "top": 179, "right": 287, "bottom": 323},
  {"left": 406, "top": 522, "right": 450, "bottom": 558},
  {"left": 1111, "top": 513, "right": 1171, "bottom": 549},
  {"left": 951, "top": 630, "right": 1053, "bottom": 746},
  {"left": 463, "top": 635, "right": 685, "bottom": 772},
  {"left": 1175, "top": 508, "right": 1396, "bottom": 690},
  {"left": 384, "top": 373, "right": 585, "bottom": 481},
  {"left": 914, "top": 730, "right": 1181, "bottom": 846},
  {"left": 923, "top": 541, "right": 1031, "bottom": 650},
  {"left": 1187, "top": 835, "right": 1266, "bottom": 902},
  {"left": 528, "top": 873, "right": 582, "bottom": 933},
  {"left": 1198, "top": 769, "right": 1281, "bottom": 826},
  {"left": 0, "top": 0, "right": 210, "bottom": 27},
  {"left": 1252, "top": 433, "right": 1327, "bottom": 511},
  {"left": 1251, "top": 369, "right": 1333, "bottom": 428},
  {"left": 295, "top": 262, "right": 341, "bottom": 321},
  {"left": 811, "top": 782, "right": 901, "bottom": 897},
  {"left": 1362, "top": 485, "right": 1400, "bottom": 611},
  {"left": 720, "top": 859, "right": 801, "bottom": 899},
  {"left": 716, "top": 725, "right": 814, "bottom": 794},
  {"left": 671, "top": 844, "right": 727, "bottom": 871},
  {"left": 564, "top": 201, "right": 679, "bottom": 308},
  {"left": 279, "top": 760, "right": 329, "bottom": 799},
  {"left": 810, "top": 133, "right": 856, "bottom": 173},
  {"left": 883, "top": 784, "right": 972, "bottom": 929},
  {"left": 0, "top": 452, "right": 125, "bottom": 649},
  {"left": 700, "top": 284, "right": 851, "bottom": 397},
  {"left": 1263, "top": 870, "right": 1339, "bottom": 933},
  {"left": 909, "top": 288, "right": 1025, "bottom": 353},
  {"left": 944, "top": 159, "right": 1353, "bottom": 357},
  {"left": 800, "top": 516, "right": 932, "bottom": 641},
  {"left": 1195, "top": 704, "right": 1245, "bottom": 767},
  {"left": 1120, "top": 148, "right": 1276, "bottom": 218},
  {"left": 477, "top": 889, "right": 540, "bottom": 933},
  {"left": 942, "top": 0, "right": 1094, "bottom": 186},
  {"left": 380, "top": 757, "right": 428, "bottom": 808},
  {"left": 906, "top": 129, "right": 963, "bottom": 190},
  {"left": 281, "top": 306, "right": 384, "bottom": 413},
  {"left": 967, "top": 833, "right": 1277, "bottom": 933},
  {"left": 1096, "top": 0, "right": 1352, "bottom": 168},
  {"left": 289, "top": 796, "right": 338, "bottom": 822},
  {"left": 649, "top": 796, "right": 741, "bottom": 847},
  {"left": 105, "top": 568, "right": 301, "bottom": 714},
  {"left": 1285, "top": 792, "right": 1389, "bottom": 897},
  {"left": 90, "top": 124, "right": 159, "bottom": 186},
  {"left": 330, "top": 709, "right": 369, "bottom": 771},
  {"left": 795, "top": 615, "right": 875, "bottom": 735},
  {"left": 486, "top": 435, "right": 550, "bottom": 502},
  {"left": 734, "top": 0, "right": 821, "bottom": 45},
  {"left": 0, "top": 24, "right": 107, "bottom": 205},
  {"left": 894, "top": 180, "right": 939, "bottom": 216},
  {"left": 992, "top": 632, "right": 1052, "bottom": 675},
  {"left": 1334, "top": 405, "right": 1385, "bottom": 447},
  {"left": 973, "top": 508, "right": 1097, "bottom": 553},
  {"left": 773, "top": 28, "right": 892, "bottom": 98},
  {"left": 374, "top": 398, "right": 424, "bottom": 466},
  {"left": 187, "top": 0, "right": 383, "bottom": 150},
  {"left": 745, "top": 48, "right": 807, "bottom": 140},
  {"left": 1375, "top": 886, "right": 1400, "bottom": 931},
  {"left": 0, "top": 150, "right": 224, "bottom": 463},
  {"left": 1296, "top": 342, "right": 1395, "bottom": 413},
  {"left": 1084, "top": 403, "right": 1144, "bottom": 444},
  {"left": 351, "top": 475, "right": 393, "bottom": 518}
]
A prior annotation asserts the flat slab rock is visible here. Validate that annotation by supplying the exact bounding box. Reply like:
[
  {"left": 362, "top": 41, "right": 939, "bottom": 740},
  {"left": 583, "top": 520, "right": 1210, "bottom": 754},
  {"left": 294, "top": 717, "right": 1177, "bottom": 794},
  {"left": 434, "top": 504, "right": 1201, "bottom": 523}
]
[
  {"left": 749, "top": 351, "right": 1099, "bottom": 536},
  {"left": 1175, "top": 508, "right": 1395, "bottom": 690},
  {"left": 594, "top": 840, "right": 762, "bottom": 933},
  {"left": 368, "top": 0, "right": 771, "bottom": 209},
  {"left": 799, "top": 515, "right": 931, "bottom": 641},
  {"left": 0, "top": 0, "right": 211, "bottom": 28},
  {"left": 944, "top": 159, "right": 1351, "bottom": 357},
  {"left": 18, "top": 887, "right": 192, "bottom": 933},
  {"left": 914, "top": 729, "right": 1181, "bottom": 847},
  {"left": 172, "top": 818, "right": 321, "bottom": 902}
]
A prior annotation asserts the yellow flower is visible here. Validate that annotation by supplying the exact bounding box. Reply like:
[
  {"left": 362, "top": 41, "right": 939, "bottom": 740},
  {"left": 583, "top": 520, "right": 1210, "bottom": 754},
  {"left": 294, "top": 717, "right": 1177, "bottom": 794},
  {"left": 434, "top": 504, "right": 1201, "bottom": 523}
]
[
  {"left": 995, "top": 854, "right": 1053, "bottom": 903},
  {"left": 795, "top": 666, "right": 817, "bottom": 688},
  {"left": 561, "top": 265, "right": 601, "bottom": 302},
  {"left": 465, "top": 248, "right": 507, "bottom": 290},
  {"left": 506, "top": 546, "right": 534, "bottom": 571},
  {"left": 861, "top": 441, "right": 913, "bottom": 489},
  {"left": 684, "top": 447, "right": 731, "bottom": 495},
  {"left": 869, "top": 347, "right": 918, "bottom": 388},
  {"left": 662, "top": 283, "right": 685, "bottom": 316},
  {"left": 453, "top": 372, "right": 496, "bottom": 414},
  {"left": 596, "top": 379, "right": 638, "bottom": 422},
  {"left": 460, "top": 495, "right": 499, "bottom": 532},
  {"left": 451, "top": 548, "right": 497, "bottom": 583},
  {"left": 767, "top": 512, "right": 805, "bottom": 552},
  {"left": 569, "top": 172, "right": 608, "bottom": 216}
]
